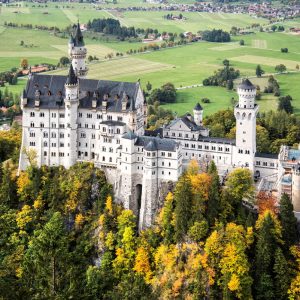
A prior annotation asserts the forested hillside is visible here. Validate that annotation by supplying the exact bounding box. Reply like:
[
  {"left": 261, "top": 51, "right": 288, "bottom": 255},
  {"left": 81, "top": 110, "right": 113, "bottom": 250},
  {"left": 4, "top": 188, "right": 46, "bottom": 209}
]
[{"left": 0, "top": 144, "right": 300, "bottom": 299}]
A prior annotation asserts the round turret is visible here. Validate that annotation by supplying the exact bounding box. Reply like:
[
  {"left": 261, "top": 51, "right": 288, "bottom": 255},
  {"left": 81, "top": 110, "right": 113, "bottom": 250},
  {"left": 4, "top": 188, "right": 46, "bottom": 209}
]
[
  {"left": 237, "top": 79, "right": 256, "bottom": 109},
  {"left": 193, "top": 102, "right": 203, "bottom": 126}
]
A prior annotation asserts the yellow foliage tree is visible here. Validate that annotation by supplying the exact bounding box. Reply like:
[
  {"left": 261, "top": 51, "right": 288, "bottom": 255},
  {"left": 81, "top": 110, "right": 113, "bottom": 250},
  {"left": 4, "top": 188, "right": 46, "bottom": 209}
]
[
  {"left": 133, "top": 246, "right": 152, "bottom": 283},
  {"left": 75, "top": 213, "right": 85, "bottom": 230},
  {"left": 288, "top": 246, "right": 300, "bottom": 299}
]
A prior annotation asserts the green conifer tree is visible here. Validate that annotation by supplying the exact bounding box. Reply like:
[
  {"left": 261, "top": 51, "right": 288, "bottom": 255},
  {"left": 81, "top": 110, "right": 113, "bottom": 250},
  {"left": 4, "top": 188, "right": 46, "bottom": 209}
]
[{"left": 279, "top": 193, "right": 298, "bottom": 250}]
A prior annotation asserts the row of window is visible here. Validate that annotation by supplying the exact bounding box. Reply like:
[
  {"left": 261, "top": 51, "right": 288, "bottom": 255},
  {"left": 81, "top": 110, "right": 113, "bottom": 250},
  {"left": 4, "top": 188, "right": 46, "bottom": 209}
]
[
  {"left": 166, "top": 131, "right": 197, "bottom": 139},
  {"left": 44, "top": 152, "right": 67, "bottom": 157},
  {"left": 30, "top": 112, "right": 65, "bottom": 118},
  {"left": 183, "top": 143, "right": 230, "bottom": 152},
  {"left": 256, "top": 161, "right": 275, "bottom": 167},
  {"left": 238, "top": 149, "right": 250, "bottom": 154},
  {"left": 78, "top": 113, "right": 123, "bottom": 122}
]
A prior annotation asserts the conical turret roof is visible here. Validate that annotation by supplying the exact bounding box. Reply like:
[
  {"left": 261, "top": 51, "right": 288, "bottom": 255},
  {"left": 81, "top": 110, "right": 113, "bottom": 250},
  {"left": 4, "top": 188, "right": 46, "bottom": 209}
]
[
  {"left": 238, "top": 78, "right": 255, "bottom": 90},
  {"left": 66, "top": 64, "right": 77, "bottom": 85},
  {"left": 194, "top": 102, "right": 203, "bottom": 111},
  {"left": 73, "top": 22, "right": 84, "bottom": 47}
]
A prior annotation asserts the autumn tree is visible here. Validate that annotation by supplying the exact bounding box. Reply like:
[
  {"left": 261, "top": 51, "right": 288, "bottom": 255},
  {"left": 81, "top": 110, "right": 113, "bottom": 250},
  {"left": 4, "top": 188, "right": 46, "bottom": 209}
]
[
  {"left": 20, "top": 58, "right": 29, "bottom": 70},
  {"left": 174, "top": 173, "right": 193, "bottom": 241}
]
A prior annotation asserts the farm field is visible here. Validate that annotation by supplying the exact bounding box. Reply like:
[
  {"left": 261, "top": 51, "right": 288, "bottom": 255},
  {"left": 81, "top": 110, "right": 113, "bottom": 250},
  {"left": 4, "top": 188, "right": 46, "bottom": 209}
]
[{"left": 1, "top": 2, "right": 300, "bottom": 116}]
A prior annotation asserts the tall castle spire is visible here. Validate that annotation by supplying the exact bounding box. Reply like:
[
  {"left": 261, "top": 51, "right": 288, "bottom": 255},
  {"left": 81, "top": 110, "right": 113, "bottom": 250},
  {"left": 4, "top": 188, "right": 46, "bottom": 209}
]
[
  {"left": 68, "top": 21, "right": 88, "bottom": 79},
  {"left": 66, "top": 64, "right": 78, "bottom": 86}
]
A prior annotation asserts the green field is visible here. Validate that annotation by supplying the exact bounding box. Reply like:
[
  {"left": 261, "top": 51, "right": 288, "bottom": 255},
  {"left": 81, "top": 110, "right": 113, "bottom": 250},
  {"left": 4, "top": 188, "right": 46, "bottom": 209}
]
[{"left": 1, "top": 2, "right": 300, "bottom": 116}]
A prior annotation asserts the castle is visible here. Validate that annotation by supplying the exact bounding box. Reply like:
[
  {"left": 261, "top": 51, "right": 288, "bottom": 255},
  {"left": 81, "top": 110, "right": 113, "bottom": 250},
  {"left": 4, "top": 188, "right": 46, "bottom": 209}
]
[{"left": 19, "top": 23, "right": 300, "bottom": 228}]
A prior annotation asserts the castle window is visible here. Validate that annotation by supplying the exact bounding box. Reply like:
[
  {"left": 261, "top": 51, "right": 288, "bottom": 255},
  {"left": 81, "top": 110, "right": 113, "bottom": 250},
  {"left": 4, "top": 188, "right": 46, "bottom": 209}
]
[
  {"left": 178, "top": 133, "right": 182, "bottom": 137},
  {"left": 107, "top": 115, "right": 112, "bottom": 120},
  {"left": 198, "top": 145, "right": 202, "bottom": 149},
  {"left": 152, "top": 171, "right": 155, "bottom": 175},
  {"left": 44, "top": 151, "right": 47, "bottom": 156},
  {"left": 44, "top": 141, "right": 47, "bottom": 147},
  {"left": 109, "top": 157, "right": 112, "bottom": 162},
  {"left": 30, "top": 122, "right": 34, "bottom": 127},
  {"left": 172, "top": 133, "right": 175, "bottom": 137},
  {"left": 51, "top": 152, "right": 56, "bottom": 157},
  {"left": 60, "top": 143, "right": 64, "bottom": 147},
  {"left": 109, "top": 147, "right": 113, "bottom": 153},
  {"left": 263, "top": 162, "right": 267, "bottom": 166},
  {"left": 51, "top": 113, "right": 56, "bottom": 118},
  {"left": 185, "top": 134, "right": 188, "bottom": 138},
  {"left": 152, "top": 162, "right": 156, "bottom": 166},
  {"left": 152, "top": 152, "right": 156, "bottom": 157},
  {"left": 51, "top": 123, "right": 56, "bottom": 128},
  {"left": 29, "top": 142, "right": 35, "bottom": 146},
  {"left": 60, "top": 133, "right": 64, "bottom": 138},
  {"left": 185, "top": 143, "right": 189, "bottom": 147},
  {"left": 225, "top": 148, "right": 230, "bottom": 152},
  {"left": 43, "top": 132, "right": 48, "bottom": 138},
  {"left": 116, "top": 128, "right": 120, "bottom": 134},
  {"left": 118, "top": 116, "right": 123, "bottom": 121},
  {"left": 59, "top": 124, "right": 65, "bottom": 129},
  {"left": 92, "top": 124, "right": 95, "bottom": 129},
  {"left": 168, "top": 153, "right": 172, "bottom": 157},
  {"left": 256, "top": 161, "right": 260, "bottom": 166},
  {"left": 51, "top": 132, "right": 56, "bottom": 138},
  {"left": 81, "top": 132, "right": 86, "bottom": 138},
  {"left": 59, "top": 113, "right": 65, "bottom": 118},
  {"left": 85, "top": 152, "right": 88, "bottom": 157},
  {"left": 162, "top": 171, "right": 164, "bottom": 175},
  {"left": 30, "top": 112, "right": 35, "bottom": 117},
  {"left": 30, "top": 132, "right": 35, "bottom": 137},
  {"left": 97, "top": 114, "right": 102, "bottom": 119},
  {"left": 103, "top": 127, "right": 106, "bottom": 132},
  {"left": 51, "top": 143, "right": 56, "bottom": 147},
  {"left": 161, "top": 152, "right": 165, "bottom": 156},
  {"left": 40, "top": 123, "right": 44, "bottom": 128},
  {"left": 205, "top": 146, "right": 209, "bottom": 150},
  {"left": 102, "top": 156, "right": 105, "bottom": 161},
  {"left": 79, "top": 113, "right": 82, "bottom": 118},
  {"left": 40, "top": 112, "right": 44, "bottom": 117},
  {"left": 92, "top": 134, "right": 95, "bottom": 139},
  {"left": 85, "top": 124, "right": 88, "bottom": 128},
  {"left": 169, "top": 162, "right": 171, "bottom": 167}
]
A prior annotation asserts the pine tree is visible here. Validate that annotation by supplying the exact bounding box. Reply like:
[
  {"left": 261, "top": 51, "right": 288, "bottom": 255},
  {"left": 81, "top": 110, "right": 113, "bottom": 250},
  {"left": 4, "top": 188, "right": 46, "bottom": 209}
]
[
  {"left": 207, "top": 161, "right": 220, "bottom": 226},
  {"left": 279, "top": 193, "right": 298, "bottom": 250},
  {"left": 174, "top": 173, "right": 193, "bottom": 242},
  {"left": 254, "top": 212, "right": 280, "bottom": 299},
  {"left": 22, "top": 212, "right": 70, "bottom": 298},
  {"left": 256, "top": 64, "right": 264, "bottom": 77},
  {"left": 273, "top": 247, "right": 291, "bottom": 299}
]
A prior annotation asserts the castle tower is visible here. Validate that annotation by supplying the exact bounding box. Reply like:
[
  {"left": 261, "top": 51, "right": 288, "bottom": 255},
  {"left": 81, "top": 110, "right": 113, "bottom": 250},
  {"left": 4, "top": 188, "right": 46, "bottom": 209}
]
[
  {"left": 233, "top": 79, "right": 258, "bottom": 171},
  {"left": 193, "top": 102, "right": 203, "bottom": 126},
  {"left": 64, "top": 64, "right": 79, "bottom": 168},
  {"left": 292, "top": 164, "right": 300, "bottom": 213},
  {"left": 69, "top": 22, "right": 88, "bottom": 79}
]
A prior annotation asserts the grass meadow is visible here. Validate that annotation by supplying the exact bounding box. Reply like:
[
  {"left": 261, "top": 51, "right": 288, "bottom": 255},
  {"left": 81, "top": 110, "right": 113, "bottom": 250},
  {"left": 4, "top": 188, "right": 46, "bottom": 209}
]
[{"left": 1, "top": 2, "right": 300, "bottom": 116}]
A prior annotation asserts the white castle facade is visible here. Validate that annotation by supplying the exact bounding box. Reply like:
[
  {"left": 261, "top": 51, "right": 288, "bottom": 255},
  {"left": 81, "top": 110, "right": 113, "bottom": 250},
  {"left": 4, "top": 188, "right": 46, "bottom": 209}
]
[{"left": 19, "top": 23, "right": 300, "bottom": 228}]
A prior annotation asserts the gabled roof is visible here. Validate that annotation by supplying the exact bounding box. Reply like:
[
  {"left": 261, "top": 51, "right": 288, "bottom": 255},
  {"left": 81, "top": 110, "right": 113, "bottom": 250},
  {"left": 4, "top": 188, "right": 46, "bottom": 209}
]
[
  {"left": 24, "top": 74, "right": 141, "bottom": 112},
  {"left": 123, "top": 130, "right": 137, "bottom": 140},
  {"left": 165, "top": 114, "right": 205, "bottom": 132},
  {"left": 238, "top": 78, "right": 255, "bottom": 90},
  {"left": 135, "top": 136, "right": 178, "bottom": 152},
  {"left": 194, "top": 102, "right": 203, "bottom": 111}
]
